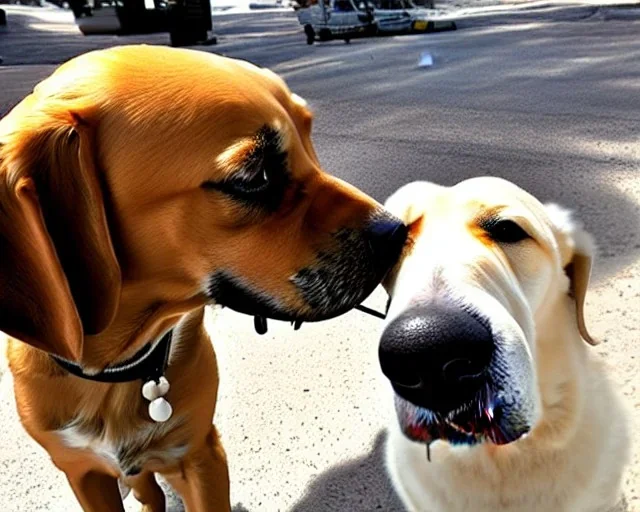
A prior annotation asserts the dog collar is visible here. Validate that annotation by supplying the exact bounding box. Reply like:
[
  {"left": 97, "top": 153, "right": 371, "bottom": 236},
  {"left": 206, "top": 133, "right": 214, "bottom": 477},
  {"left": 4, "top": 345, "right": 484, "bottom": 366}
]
[
  {"left": 251, "top": 299, "right": 391, "bottom": 336},
  {"left": 51, "top": 330, "right": 174, "bottom": 423},
  {"left": 355, "top": 302, "right": 389, "bottom": 320}
]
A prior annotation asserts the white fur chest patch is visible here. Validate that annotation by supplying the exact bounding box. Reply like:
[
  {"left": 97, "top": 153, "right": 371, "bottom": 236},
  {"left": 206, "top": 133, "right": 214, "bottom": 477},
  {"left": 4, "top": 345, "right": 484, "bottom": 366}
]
[{"left": 57, "top": 420, "right": 189, "bottom": 476}]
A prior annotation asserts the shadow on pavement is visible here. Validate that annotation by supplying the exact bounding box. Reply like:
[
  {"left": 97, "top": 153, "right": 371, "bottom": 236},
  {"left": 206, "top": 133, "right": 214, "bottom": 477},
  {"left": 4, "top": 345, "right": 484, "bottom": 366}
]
[
  {"left": 277, "top": 21, "right": 640, "bottom": 284},
  {"left": 0, "top": 9, "right": 171, "bottom": 66},
  {"left": 0, "top": 7, "right": 299, "bottom": 67},
  {"left": 290, "top": 430, "right": 406, "bottom": 512},
  {"left": 288, "top": 428, "right": 631, "bottom": 512},
  {"left": 154, "top": 421, "right": 633, "bottom": 511}
]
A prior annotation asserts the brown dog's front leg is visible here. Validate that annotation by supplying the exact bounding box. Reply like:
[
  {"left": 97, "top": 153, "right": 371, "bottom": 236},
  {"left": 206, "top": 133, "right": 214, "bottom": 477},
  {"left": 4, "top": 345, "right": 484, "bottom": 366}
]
[
  {"left": 27, "top": 430, "right": 125, "bottom": 512},
  {"left": 128, "top": 471, "right": 166, "bottom": 512},
  {"left": 66, "top": 470, "right": 126, "bottom": 512},
  {"left": 163, "top": 426, "right": 231, "bottom": 512}
]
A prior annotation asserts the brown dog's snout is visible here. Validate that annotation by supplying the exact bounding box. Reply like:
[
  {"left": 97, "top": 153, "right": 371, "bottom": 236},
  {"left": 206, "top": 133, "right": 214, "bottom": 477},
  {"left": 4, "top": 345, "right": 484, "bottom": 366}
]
[
  {"left": 306, "top": 175, "right": 408, "bottom": 267},
  {"left": 283, "top": 176, "right": 408, "bottom": 321},
  {"left": 363, "top": 213, "right": 408, "bottom": 276}
]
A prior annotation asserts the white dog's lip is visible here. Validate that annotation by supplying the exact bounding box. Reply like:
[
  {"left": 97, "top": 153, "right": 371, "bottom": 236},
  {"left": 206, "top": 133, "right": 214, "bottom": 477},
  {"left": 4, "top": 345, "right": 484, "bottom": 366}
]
[{"left": 394, "top": 390, "right": 530, "bottom": 447}]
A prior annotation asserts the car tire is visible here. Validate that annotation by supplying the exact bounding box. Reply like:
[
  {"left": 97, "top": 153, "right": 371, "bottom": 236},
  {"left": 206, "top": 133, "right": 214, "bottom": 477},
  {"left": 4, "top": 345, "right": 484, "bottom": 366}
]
[
  {"left": 304, "top": 24, "right": 315, "bottom": 44},
  {"left": 318, "top": 27, "right": 331, "bottom": 41},
  {"left": 170, "top": 29, "right": 207, "bottom": 47}
]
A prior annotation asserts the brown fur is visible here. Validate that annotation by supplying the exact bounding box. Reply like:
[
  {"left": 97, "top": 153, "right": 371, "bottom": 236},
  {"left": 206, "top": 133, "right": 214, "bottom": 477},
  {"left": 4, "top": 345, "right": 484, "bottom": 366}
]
[{"left": 0, "top": 45, "right": 400, "bottom": 511}]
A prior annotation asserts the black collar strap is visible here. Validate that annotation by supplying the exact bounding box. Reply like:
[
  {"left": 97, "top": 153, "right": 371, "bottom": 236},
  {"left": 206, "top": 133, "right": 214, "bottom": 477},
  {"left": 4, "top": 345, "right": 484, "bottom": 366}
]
[
  {"left": 51, "top": 330, "right": 173, "bottom": 384},
  {"left": 355, "top": 303, "right": 387, "bottom": 320},
  {"left": 253, "top": 299, "right": 391, "bottom": 336},
  {"left": 354, "top": 296, "right": 392, "bottom": 320}
]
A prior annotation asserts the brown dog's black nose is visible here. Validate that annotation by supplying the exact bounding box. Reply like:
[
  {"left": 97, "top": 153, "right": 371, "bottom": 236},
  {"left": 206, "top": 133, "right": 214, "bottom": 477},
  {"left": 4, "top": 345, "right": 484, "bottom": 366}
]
[
  {"left": 379, "top": 302, "right": 494, "bottom": 414},
  {"left": 365, "top": 214, "right": 408, "bottom": 274}
]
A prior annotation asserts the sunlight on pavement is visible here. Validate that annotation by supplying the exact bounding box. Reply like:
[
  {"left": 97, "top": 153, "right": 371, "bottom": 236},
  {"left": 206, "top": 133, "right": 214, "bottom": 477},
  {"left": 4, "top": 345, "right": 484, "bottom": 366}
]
[{"left": 28, "top": 22, "right": 78, "bottom": 33}]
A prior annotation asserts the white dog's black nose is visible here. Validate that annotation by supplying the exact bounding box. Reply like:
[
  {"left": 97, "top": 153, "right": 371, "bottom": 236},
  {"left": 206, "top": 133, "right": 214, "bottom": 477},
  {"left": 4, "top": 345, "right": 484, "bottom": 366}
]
[{"left": 379, "top": 302, "right": 494, "bottom": 414}]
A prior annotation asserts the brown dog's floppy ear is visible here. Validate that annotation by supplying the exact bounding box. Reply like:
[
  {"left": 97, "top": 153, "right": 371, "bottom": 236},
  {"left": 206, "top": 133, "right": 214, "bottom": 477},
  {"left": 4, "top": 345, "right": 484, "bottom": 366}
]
[
  {"left": 544, "top": 203, "right": 597, "bottom": 346},
  {"left": 0, "top": 114, "right": 121, "bottom": 361}
]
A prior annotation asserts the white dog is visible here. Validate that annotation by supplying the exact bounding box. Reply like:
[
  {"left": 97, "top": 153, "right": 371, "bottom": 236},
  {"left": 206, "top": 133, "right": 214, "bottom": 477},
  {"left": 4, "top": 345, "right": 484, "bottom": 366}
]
[{"left": 379, "top": 178, "right": 630, "bottom": 512}]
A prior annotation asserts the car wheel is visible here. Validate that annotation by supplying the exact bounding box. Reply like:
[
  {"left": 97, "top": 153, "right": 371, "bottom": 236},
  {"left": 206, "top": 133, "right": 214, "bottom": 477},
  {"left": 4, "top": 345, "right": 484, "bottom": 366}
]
[
  {"left": 318, "top": 28, "right": 332, "bottom": 41},
  {"left": 304, "top": 24, "right": 315, "bottom": 44}
]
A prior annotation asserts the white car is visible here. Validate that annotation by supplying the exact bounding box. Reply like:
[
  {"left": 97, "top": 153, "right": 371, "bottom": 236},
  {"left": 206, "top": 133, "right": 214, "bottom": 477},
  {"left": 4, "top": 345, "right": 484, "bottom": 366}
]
[
  {"left": 296, "top": 0, "right": 453, "bottom": 44},
  {"left": 296, "top": 0, "right": 377, "bottom": 44}
]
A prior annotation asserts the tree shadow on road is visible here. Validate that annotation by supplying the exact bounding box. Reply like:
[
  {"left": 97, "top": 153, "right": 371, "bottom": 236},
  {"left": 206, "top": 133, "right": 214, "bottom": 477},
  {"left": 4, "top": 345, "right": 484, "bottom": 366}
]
[
  {"left": 320, "top": 131, "right": 640, "bottom": 284},
  {"left": 281, "top": 20, "right": 640, "bottom": 284}
]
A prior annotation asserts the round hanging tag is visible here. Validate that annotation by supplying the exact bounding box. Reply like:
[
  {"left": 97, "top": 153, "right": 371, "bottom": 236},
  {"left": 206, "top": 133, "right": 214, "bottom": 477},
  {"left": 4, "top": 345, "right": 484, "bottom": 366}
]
[
  {"left": 142, "top": 380, "right": 160, "bottom": 401},
  {"left": 149, "top": 397, "right": 173, "bottom": 423},
  {"left": 157, "top": 376, "right": 170, "bottom": 396}
]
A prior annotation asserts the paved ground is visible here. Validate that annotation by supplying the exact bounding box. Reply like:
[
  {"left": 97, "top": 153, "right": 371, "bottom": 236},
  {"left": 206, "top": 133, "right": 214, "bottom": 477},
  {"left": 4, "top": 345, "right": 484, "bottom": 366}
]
[{"left": 0, "top": 4, "right": 639, "bottom": 511}]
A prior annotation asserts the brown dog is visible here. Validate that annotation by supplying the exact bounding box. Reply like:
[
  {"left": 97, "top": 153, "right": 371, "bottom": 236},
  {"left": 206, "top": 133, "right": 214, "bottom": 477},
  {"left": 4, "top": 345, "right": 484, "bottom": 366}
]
[{"left": 0, "top": 45, "right": 406, "bottom": 511}]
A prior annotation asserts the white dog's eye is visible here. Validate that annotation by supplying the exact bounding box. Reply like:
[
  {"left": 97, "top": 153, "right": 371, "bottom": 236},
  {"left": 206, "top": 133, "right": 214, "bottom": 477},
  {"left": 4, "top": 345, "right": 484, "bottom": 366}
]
[{"left": 485, "top": 219, "right": 530, "bottom": 244}]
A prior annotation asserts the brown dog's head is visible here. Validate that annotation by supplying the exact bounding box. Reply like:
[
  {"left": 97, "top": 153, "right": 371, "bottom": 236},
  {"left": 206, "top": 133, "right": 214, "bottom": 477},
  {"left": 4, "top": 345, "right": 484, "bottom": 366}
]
[{"left": 0, "top": 45, "right": 406, "bottom": 364}]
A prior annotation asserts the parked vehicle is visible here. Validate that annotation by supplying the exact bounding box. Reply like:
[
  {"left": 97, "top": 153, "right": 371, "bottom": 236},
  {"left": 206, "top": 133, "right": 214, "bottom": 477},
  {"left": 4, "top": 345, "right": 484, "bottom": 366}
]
[
  {"left": 71, "top": 0, "right": 214, "bottom": 47},
  {"left": 0, "top": 0, "right": 42, "bottom": 5},
  {"left": 296, "top": 0, "right": 454, "bottom": 44},
  {"left": 297, "top": 0, "right": 376, "bottom": 44},
  {"left": 367, "top": 0, "right": 429, "bottom": 34}
]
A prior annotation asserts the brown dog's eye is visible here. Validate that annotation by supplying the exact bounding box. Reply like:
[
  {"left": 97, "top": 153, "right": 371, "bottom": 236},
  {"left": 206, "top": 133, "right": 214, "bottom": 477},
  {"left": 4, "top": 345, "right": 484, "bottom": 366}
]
[
  {"left": 201, "top": 126, "right": 289, "bottom": 212},
  {"left": 229, "top": 165, "right": 270, "bottom": 195},
  {"left": 201, "top": 165, "right": 270, "bottom": 197},
  {"left": 484, "top": 219, "right": 530, "bottom": 244}
]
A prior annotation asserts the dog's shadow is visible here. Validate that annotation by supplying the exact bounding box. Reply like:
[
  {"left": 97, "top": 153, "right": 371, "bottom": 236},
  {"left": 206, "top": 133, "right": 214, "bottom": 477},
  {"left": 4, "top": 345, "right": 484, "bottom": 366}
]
[
  {"left": 158, "top": 429, "right": 631, "bottom": 512},
  {"left": 157, "top": 430, "right": 404, "bottom": 512},
  {"left": 289, "top": 430, "right": 406, "bottom": 512},
  {"left": 614, "top": 496, "right": 631, "bottom": 512}
]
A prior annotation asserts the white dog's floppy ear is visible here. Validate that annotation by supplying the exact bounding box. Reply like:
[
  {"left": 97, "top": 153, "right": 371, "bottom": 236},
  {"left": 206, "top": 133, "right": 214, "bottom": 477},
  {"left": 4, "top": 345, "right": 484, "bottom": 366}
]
[
  {"left": 545, "top": 204, "right": 598, "bottom": 346},
  {"left": 384, "top": 181, "right": 444, "bottom": 227}
]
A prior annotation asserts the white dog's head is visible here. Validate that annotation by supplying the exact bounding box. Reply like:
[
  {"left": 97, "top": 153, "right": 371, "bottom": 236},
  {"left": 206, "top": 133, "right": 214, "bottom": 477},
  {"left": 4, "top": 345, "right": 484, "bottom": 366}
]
[{"left": 380, "top": 177, "right": 596, "bottom": 446}]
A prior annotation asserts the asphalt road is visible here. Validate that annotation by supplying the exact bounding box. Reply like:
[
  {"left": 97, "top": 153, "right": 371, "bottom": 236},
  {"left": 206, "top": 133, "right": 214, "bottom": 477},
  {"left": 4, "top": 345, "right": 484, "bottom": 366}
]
[{"left": 0, "top": 5, "right": 639, "bottom": 512}]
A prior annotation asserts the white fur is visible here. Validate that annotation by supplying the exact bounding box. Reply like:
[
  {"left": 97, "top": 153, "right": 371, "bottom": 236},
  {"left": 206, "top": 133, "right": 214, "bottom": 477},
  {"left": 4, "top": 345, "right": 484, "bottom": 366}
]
[
  {"left": 290, "top": 93, "right": 308, "bottom": 108},
  {"left": 57, "top": 420, "right": 188, "bottom": 476},
  {"left": 58, "top": 425, "right": 120, "bottom": 467},
  {"left": 544, "top": 202, "right": 596, "bottom": 267},
  {"left": 382, "top": 178, "right": 630, "bottom": 512}
]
